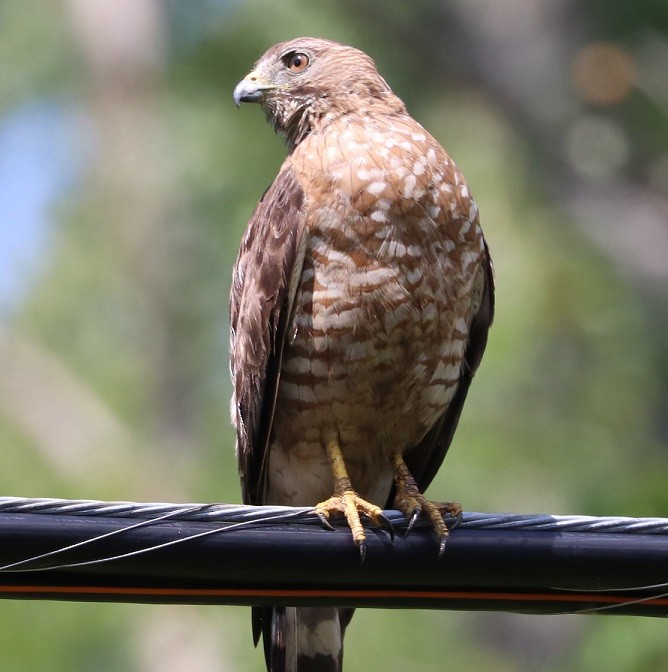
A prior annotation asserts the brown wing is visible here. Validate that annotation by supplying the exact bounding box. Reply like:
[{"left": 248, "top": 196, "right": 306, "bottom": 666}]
[
  {"left": 230, "top": 165, "right": 306, "bottom": 505},
  {"left": 399, "top": 241, "right": 494, "bottom": 499}
]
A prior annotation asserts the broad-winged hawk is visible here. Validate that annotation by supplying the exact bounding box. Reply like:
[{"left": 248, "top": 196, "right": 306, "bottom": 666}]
[{"left": 231, "top": 37, "right": 494, "bottom": 672}]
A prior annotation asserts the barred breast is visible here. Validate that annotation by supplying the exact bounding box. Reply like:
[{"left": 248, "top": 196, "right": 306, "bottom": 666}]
[{"left": 265, "top": 114, "right": 486, "bottom": 507}]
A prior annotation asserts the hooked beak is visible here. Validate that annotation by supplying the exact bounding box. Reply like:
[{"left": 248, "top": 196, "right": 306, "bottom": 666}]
[{"left": 233, "top": 71, "right": 275, "bottom": 107}]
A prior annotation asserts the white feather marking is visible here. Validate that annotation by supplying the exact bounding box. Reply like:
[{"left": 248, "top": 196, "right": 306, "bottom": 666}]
[
  {"left": 402, "top": 174, "right": 417, "bottom": 199},
  {"left": 283, "top": 356, "right": 312, "bottom": 375},
  {"left": 367, "top": 181, "right": 387, "bottom": 196},
  {"left": 413, "top": 160, "right": 426, "bottom": 176},
  {"left": 426, "top": 204, "right": 441, "bottom": 219},
  {"left": 347, "top": 267, "right": 394, "bottom": 285},
  {"left": 422, "top": 302, "right": 438, "bottom": 321}
]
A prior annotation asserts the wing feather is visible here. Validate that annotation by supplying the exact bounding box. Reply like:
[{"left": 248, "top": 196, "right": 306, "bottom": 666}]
[{"left": 230, "top": 165, "right": 307, "bottom": 505}]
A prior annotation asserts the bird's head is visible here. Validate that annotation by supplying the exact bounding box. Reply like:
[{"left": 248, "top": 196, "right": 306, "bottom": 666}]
[{"left": 233, "top": 37, "right": 404, "bottom": 149}]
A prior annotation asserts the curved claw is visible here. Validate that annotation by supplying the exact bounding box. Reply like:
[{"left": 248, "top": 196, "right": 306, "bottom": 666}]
[
  {"left": 378, "top": 512, "right": 395, "bottom": 542},
  {"left": 358, "top": 540, "right": 367, "bottom": 564},
  {"left": 437, "top": 536, "right": 447, "bottom": 560},
  {"left": 404, "top": 507, "right": 422, "bottom": 537},
  {"left": 316, "top": 511, "right": 336, "bottom": 531},
  {"left": 448, "top": 508, "right": 463, "bottom": 531}
]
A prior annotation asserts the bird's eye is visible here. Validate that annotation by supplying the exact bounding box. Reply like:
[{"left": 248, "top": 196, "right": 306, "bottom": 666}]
[{"left": 286, "top": 52, "right": 309, "bottom": 73}]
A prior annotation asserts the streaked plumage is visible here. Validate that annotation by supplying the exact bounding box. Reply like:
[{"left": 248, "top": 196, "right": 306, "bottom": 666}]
[{"left": 231, "top": 37, "right": 494, "bottom": 672}]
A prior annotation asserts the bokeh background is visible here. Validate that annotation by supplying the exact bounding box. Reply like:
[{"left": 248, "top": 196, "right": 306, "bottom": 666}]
[{"left": 1, "top": 1, "right": 667, "bottom": 670}]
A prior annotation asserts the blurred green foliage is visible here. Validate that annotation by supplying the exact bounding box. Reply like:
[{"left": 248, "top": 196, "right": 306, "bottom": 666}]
[{"left": 0, "top": 1, "right": 666, "bottom": 670}]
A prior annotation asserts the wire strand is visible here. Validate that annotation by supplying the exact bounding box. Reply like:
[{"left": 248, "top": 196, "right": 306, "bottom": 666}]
[{"left": 1, "top": 496, "right": 667, "bottom": 534}]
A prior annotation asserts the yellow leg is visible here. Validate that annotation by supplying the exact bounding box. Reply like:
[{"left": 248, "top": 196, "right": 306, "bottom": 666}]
[
  {"left": 315, "top": 439, "right": 389, "bottom": 560},
  {"left": 391, "top": 451, "right": 461, "bottom": 558}
]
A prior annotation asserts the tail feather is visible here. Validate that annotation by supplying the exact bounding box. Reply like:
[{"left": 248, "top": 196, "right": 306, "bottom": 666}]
[{"left": 255, "top": 606, "right": 350, "bottom": 671}]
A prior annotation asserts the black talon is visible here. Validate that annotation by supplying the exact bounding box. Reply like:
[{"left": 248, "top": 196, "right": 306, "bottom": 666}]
[
  {"left": 437, "top": 536, "right": 447, "bottom": 560},
  {"left": 358, "top": 540, "right": 367, "bottom": 564},
  {"left": 448, "top": 509, "right": 463, "bottom": 531},
  {"left": 378, "top": 513, "right": 395, "bottom": 542},
  {"left": 317, "top": 512, "right": 335, "bottom": 531},
  {"left": 405, "top": 507, "right": 421, "bottom": 536}
]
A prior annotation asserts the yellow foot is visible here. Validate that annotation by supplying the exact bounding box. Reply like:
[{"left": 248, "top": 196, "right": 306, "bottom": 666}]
[
  {"left": 316, "top": 439, "right": 393, "bottom": 561},
  {"left": 391, "top": 452, "right": 461, "bottom": 558},
  {"left": 315, "top": 489, "right": 391, "bottom": 562}
]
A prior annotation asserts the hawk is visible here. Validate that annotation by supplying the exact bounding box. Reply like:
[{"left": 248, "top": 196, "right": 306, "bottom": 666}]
[{"left": 231, "top": 38, "right": 494, "bottom": 672}]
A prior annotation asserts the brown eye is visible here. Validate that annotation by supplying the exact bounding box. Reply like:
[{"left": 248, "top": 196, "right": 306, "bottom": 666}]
[{"left": 286, "top": 52, "right": 309, "bottom": 72}]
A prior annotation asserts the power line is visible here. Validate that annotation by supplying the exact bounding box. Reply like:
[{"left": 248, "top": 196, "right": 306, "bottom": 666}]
[{"left": 0, "top": 496, "right": 666, "bottom": 616}]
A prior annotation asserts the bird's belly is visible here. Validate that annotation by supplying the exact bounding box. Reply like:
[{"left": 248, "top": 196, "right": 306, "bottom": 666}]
[{"left": 266, "top": 253, "right": 472, "bottom": 507}]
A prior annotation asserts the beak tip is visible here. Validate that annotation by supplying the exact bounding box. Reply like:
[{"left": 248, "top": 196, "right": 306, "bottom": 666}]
[
  {"left": 232, "top": 71, "right": 275, "bottom": 107},
  {"left": 233, "top": 74, "right": 270, "bottom": 107},
  {"left": 232, "top": 85, "right": 245, "bottom": 108}
]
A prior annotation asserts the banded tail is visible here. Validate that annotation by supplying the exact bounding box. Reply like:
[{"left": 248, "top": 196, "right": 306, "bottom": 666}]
[{"left": 255, "top": 606, "right": 354, "bottom": 672}]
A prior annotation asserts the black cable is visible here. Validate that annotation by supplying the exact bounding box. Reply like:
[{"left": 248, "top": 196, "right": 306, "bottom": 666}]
[{"left": 0, "top": 496, "right": 666, "bottom": 617}]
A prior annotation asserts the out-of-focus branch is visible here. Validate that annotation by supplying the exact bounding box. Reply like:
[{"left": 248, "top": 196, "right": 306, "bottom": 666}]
[
  {"left": 0, "top": 325, "right": 134, "bottom": 478},
  {"left": 66, "top": 1, "right": 203, "bottom": 450}
]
